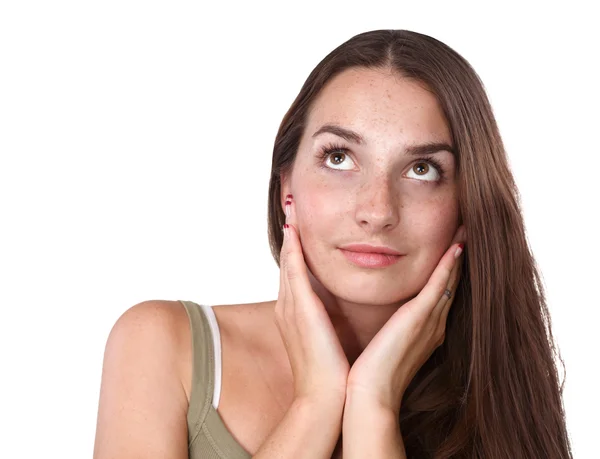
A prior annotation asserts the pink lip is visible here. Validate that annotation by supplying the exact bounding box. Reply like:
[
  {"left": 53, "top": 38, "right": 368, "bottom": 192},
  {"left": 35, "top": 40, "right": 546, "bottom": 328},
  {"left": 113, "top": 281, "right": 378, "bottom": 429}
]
[
  {"left": 339, "top": 244, "right": 403, "bottom": 256},
  {"left": 339, "top": 249, "right": 404, "bottom": 268}
]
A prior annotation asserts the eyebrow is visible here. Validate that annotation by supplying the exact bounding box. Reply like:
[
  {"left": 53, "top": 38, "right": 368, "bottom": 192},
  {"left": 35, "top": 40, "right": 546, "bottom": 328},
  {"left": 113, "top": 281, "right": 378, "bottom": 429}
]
[{"left": 312, "top": 123, "right": 456, "bottom": 156}]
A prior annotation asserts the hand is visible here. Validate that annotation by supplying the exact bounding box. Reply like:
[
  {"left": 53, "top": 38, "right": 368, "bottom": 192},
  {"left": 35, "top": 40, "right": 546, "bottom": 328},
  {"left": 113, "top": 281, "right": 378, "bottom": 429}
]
[
  {"left": 345, "top": 226, "right": 467, "bottom": 413},
  {"left": 275, "top": 194, "right": 350, "bottom": 404}
]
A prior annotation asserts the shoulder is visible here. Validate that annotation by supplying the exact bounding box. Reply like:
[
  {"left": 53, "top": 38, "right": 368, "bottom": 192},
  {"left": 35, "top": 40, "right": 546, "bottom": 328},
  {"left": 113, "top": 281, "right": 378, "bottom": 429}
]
[
  {"left": 106, "top": 300, "right": 191, "bottom": 372},
  {"left": 94, "top": 300, "right": 191, "bottom": 458},
  {"left": 109, "top": 299, "right": 193, "bottom": 396},
  {"left": 102, "top": 300, "right": 191, "bottom": 393},
  {"left": 111, "top": 299, "right": 189, "bottom": 333}
]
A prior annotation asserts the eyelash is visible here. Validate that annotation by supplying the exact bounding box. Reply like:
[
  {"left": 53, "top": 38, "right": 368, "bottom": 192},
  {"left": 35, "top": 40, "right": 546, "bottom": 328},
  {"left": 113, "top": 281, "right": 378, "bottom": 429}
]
[{"left": 316, "top": 142, "right": 447, "bottom": 182}]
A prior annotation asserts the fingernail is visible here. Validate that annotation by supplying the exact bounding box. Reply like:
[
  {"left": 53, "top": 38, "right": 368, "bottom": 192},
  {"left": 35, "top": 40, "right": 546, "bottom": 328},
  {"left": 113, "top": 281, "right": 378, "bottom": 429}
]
[
  {"left": 454, "top": 243, "right": 464, "bottom": 259},
  {"left": 283, "top": 223, "right": 289, "bottom": 238}
]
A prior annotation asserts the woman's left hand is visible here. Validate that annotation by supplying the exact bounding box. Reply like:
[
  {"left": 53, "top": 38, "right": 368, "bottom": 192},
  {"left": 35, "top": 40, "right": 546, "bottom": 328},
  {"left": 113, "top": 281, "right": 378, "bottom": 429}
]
[{"left": 345, "top": 225, "right": 467, "bottom": 413}]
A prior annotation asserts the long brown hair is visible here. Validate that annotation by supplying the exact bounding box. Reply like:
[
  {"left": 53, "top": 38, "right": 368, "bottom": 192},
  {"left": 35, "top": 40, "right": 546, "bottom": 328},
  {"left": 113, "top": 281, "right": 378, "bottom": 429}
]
[{"left": 266, "top": 30, "right": 572, "bottom": 458}]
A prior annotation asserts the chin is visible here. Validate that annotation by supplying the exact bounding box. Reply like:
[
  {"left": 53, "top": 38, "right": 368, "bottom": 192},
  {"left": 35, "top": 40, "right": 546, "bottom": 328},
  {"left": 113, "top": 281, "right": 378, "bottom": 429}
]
[{"left": 324, "top": 276, "right": 419, "bottom": 306}]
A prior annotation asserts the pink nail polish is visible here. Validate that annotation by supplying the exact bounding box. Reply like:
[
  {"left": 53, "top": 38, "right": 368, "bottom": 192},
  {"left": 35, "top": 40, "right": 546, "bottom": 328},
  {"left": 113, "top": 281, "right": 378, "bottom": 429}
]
[{"left": 454, "top": 243, "right": 464, "bottom": 259}]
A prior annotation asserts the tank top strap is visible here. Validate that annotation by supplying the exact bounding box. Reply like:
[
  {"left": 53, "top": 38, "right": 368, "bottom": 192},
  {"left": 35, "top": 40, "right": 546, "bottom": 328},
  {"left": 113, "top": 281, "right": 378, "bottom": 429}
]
[
  {"left": 179, "top": 300, "right": 252, "bottom": 458},
  {"left": 179, "top": 300, "right": 215, "bottom": 444}
]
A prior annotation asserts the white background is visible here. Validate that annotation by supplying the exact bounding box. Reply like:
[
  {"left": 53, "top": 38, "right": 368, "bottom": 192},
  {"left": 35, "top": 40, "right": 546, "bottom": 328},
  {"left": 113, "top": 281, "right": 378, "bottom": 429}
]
[{"left": 1, "top": 1, "right": 597, "bottom": 457}]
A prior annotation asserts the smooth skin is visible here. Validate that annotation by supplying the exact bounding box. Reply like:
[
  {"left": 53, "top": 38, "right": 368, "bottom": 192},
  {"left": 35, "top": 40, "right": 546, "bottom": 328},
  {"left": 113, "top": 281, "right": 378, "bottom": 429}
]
[
  {"left": 262, "top": 66, "right": 467, "bottom": 457},
  {"left": 264, "top": 198, "right": 465, "bottom": 458},
  {"left": 280, "top": 197, "right": 465, "bottom": 413},
  {"left": 93, "top": 300, "right": 192, "bottom": 458},
  {"left": 278, "top": 67, "right": 463, "bottom": 368},
  {"left": 94, "top": 67, "right": 467, "bottom": 458},
  {"left": 93, "top": 227, "right": 464, "bottom": 459}
]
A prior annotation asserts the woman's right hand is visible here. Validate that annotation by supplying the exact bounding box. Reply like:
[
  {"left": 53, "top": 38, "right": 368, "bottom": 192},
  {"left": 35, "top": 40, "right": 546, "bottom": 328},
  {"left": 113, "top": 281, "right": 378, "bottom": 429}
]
[{"left": 275, "top": 194, "right": 350, "bottom": 405}]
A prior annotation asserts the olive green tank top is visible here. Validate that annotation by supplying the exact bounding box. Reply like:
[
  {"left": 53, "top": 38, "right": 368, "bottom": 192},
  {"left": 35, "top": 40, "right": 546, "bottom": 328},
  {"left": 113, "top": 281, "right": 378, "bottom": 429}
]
[{"left": 179, "top": 300, "right": 252, "bottom": 459}]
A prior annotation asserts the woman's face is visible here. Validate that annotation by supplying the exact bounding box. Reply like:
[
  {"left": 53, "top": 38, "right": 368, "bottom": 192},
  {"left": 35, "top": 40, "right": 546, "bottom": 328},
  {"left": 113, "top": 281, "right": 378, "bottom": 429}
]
[{"left": 282, "top": 67, "right": 460, "bottom": 306}]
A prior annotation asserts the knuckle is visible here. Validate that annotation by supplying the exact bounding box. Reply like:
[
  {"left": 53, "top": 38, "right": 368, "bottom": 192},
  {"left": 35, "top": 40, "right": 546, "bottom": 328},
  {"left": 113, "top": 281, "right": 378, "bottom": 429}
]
[{"left": 435, "top": 285, "right": 447, "bottom": 301}]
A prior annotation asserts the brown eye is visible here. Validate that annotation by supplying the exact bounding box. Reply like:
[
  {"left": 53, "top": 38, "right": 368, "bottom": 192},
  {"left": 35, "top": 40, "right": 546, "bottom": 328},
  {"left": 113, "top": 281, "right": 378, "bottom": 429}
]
[
  {"left": 321, "top": 147, "right": 355, "bottom": 171},
  {"left": 330, "top": 152, "right": 346, "bottom": 165},
  {"left": 413, "top": 162, "right": 430, "bottom": 175},
  {"left": 406, "top": 160, "right": 442, "bottom": 182}
]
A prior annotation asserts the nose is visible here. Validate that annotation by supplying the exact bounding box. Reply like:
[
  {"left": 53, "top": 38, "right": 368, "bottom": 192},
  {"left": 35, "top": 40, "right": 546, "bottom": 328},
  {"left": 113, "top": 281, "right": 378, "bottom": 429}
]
[{"left": 354, "top": 177, "right": 399, "bottom": 233}]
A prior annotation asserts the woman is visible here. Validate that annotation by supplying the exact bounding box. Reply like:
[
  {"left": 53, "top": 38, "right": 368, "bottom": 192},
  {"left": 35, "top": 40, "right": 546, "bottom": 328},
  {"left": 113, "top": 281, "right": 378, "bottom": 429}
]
[{"left": 93, "top": 29, "right": 573, "bottom": 458}]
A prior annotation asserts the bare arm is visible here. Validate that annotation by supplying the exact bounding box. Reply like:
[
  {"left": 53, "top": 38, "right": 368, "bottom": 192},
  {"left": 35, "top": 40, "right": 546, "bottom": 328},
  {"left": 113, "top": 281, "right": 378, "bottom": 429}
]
[
  {"left": 93, "top": 301, "right": 190, "bottom": 459},
  {"left": 342, "top": 392, "right": 407, "bottom": 459},
  {"left": 253, "top": 395, "right": 345, "bottom": 459}
]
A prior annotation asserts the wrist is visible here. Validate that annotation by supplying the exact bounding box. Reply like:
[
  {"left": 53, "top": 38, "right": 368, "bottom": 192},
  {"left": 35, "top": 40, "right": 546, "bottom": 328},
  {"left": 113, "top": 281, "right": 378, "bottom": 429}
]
[
  {"left": 342, "top": 396, "right": 405, "bottom": 459},
  {"left": 294, "top": 393, "right": 345, "bottom": 417},
  {"left": 344, "top": 386, "right": 403, "bottom": 415},
  {"left": 344, "top": 394, "right": 400, "bottom": 425}
]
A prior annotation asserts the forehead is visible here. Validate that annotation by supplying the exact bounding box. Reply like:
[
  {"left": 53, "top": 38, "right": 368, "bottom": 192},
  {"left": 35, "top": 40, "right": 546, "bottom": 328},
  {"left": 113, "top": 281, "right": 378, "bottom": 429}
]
[{"left": 306, "top": 67, "right": 451, "bottom": 143}]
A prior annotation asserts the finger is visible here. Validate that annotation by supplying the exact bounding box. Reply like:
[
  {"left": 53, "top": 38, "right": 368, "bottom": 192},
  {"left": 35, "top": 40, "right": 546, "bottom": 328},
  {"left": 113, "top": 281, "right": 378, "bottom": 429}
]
[
  {"left": 277, "top": 194, "right": 294, "bottom": 321},
  {"left": 275, "top": 224, "right": 290, "bottom": 331},
  {"left": 438, "top": 225, "right": 466, "bottom": 305},
  {"left": 282, "top": 196, "right": 298, "bottom": 320},
  {"left": 280, "top": 196, "right": 311, "bottom": 302},
  {"left": 434, "top": 244, "right": 463, "bottom": 312},
  {"left": 434, "top": 250, "right": 464, "bottom": 324},
  {"left": 277, "top": 224, "right": 287, "bottom": 306},
  {"left": 425, "top": 224, "right": 466, "bottom": 314},
  {"left": 279, "top": 202, "right": 296, "bottom": 324},
  {"left": 437, "top": 254, "right": 464, "bottom": 327},
  {"left": 418, "top": 240, "right": 464, "bottom": 318},
  {"left": 284, "top": 222, "right": 311, "bottom": 303}
]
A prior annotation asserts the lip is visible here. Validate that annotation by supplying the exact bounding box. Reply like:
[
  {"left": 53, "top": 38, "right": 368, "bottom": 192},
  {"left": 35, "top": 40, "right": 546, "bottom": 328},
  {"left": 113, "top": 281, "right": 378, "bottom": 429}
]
[
  {"left": 339, "top": 248, "right": 404, "bottom": 268},
  {"left": 339, "top": 244, "right": 403, "bottom": 256}
]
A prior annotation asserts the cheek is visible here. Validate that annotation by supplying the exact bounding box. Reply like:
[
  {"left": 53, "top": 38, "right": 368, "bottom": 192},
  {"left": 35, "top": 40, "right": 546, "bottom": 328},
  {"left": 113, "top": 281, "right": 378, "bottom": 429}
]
[
  {"left": 294, "top": 184, "right": 349, "bottom": 260},
  {"left": 406, "top": 189, "right": 459, "bottom": 237},
  {"left": 296, "top": 178, "right": 347, "bottom": 228},
  {"left": 407, "top": 198, "right": 459, "bottom": 281},
  {"left": 418, "top": 207, "right": 458, "bottom": 244}
]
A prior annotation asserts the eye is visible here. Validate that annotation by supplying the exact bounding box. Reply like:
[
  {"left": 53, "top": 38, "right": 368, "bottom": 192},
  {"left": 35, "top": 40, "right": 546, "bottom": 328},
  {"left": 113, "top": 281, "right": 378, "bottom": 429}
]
[
  {"left": 406, "top": 157, "right": 445, "bottom": 182},
  {"left": 317, "top": 143, "right": 356, "bottom": 171},
  {"left": 317, "top": 144, "right": 447, "bottom": 182}
]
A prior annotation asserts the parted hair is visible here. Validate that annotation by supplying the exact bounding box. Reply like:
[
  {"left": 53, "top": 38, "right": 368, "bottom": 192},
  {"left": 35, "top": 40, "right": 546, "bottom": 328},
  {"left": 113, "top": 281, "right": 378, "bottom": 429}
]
[{"left": 266, "top": 29, "right": 572, "bottom": 458}]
